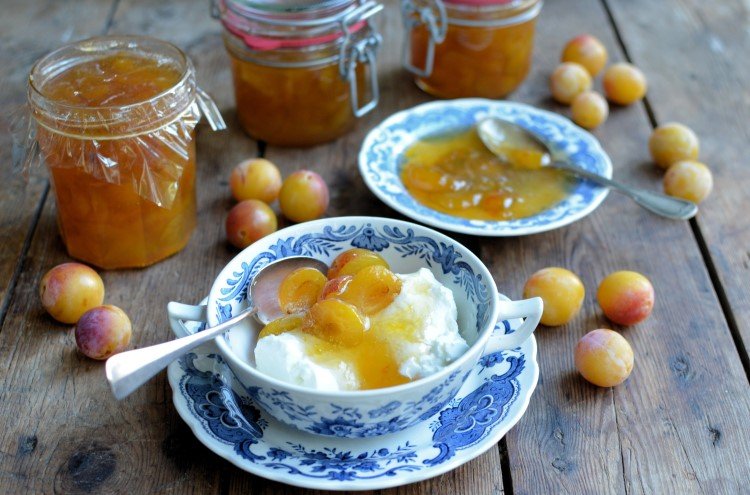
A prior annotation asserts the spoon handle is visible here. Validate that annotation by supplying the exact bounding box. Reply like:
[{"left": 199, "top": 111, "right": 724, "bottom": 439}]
[
  {"left": 105, "top": 306, "right": 257, "bottom": 400},
  {"left": 552, "top": 161, "right": 698, "bottom": 220}
]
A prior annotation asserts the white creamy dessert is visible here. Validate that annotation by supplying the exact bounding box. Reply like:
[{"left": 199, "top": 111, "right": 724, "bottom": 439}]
[
  {"left": 254, "top": 268, "right": 469, "bottom": 391},
  {"left": 370, "top": 268, "right": 469, "bottom": 379},
  {"left": 254, "top": 333, "right": 359, "bottom": 390}
]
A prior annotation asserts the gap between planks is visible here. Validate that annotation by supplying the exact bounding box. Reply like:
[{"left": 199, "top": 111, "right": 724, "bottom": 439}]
[
  {"left": 0, "top": 184, "right": 49, "bottom": 332},
  {"left": 598, "top": 0, "right": 750, "bottom": 384},
  {"left": 0, "top": 0, "right": 122, "bottom": 332},
  {"left": 498, "top": 437, "right": 515, "bottom": 495}
]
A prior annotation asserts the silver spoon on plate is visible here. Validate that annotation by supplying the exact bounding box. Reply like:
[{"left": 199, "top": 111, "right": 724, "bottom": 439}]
[
  {"left": 105, "top": 256, "right": 328, "bottom": 400},
  {"left": 476, "top": 117, "right": 698, "bottom": 220}
]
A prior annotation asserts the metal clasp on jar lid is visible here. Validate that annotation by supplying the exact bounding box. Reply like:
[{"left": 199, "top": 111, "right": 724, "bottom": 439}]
[
  {"left": 400, "top": 0, "right": 447, "bottom": 77},
  {"left": 338, "top": 1, "right": 383, "bottom": 117},
  {"left": 401, "top": 0, "right": 542, "bottom": 77}
]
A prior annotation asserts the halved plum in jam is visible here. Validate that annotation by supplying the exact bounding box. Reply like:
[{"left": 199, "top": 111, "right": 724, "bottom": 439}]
[
  {"left": 278, "top": 267, "right": 327, "bottom": 314},
  {"left": 336, "top": 265, "right": 402, "bottom": 315},
  {"left": 327, "top": 248, "right": 389, "bottom": 279},
  {"left": 302, "top": 299, "right": 367, "bottom": 347},
  {"left": 259, "top": 314, "right": 304, "bottom": 340}
]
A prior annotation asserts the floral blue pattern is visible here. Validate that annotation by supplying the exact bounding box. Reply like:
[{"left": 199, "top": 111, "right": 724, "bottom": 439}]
[
  {"left": 181, "top": 353, "right": 266, "bottom": 462},
  {"left": 215, "top": 223, "right": 491, "bottom": 337},
  {"left": 205, "top": 218, "right": 512, "bottom": 439},
  {"left": 175, "top": 344, "right": 526, "bottom": 482},
  {"left": 358, "top": 99, "right": 612, "bottom": 236},
  {"left": 425, "top": 356, "right": 523, "bottom": 466},
  {"left": 240, "top": 366, "right": 467, "bottom": 438}
]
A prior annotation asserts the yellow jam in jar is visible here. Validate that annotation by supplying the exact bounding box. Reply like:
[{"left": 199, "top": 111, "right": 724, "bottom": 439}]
[
  {"left": 401, "top": 128, "right": 573, "bottom": 221},
  {"left": 405, "top": 0, "right": 541, "bottom": 99},
  {"left": 218, "top": 0, "right": 383, "bottom": 147},
  {"left": 30, "top": 38, "right": 202, "bottom": 269},
  {"left": 228, "top": 52, "right": 365, "bottom": 147}
]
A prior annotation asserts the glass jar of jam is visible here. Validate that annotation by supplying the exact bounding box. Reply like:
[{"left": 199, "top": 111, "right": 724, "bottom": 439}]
[
  {"left": 26, "top": 36, "right": 225, "bottom": 269},
  {"left": 216, "top": 0, "right": 383, "bottom": 146},
  {"left": 401, "top": 0, "right": 542, "bottom": 98}
]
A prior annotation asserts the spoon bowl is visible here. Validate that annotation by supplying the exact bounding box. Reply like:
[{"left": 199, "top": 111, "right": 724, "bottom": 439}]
[
  {"left": 105, "top": 256, "right": 328, "bottom": 400},
  {"left": 477, "top": 117, "right": 698, "bottom": 220}
]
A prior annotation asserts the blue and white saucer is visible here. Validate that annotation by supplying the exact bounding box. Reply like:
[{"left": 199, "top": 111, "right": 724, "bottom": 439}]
[
  {"left": 359, "top": 99, "right": 612, "bottom": 236},
  {"left": 168, "top": 308, "right": 538, "bottom": 491}
]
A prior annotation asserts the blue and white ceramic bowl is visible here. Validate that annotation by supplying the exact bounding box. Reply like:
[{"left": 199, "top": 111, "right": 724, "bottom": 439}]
[
  {"left": 168, "top": 217, "right": 542, "bottom": 438},
  {"left": 359, "top": 99, "right": 613, "bottom": 236}
]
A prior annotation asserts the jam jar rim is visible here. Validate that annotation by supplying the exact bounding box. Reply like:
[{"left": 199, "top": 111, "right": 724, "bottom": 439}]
[
  {"left": 219, "top": 0, "right": 364, "bottom": 36},
  {"left": 406, "top": 0, "right": 541, "bottom": 26},
  {"left": 223, "top": 0, "right": 355, "bottom": 19},
  {"left": 445, "top": 0, "right": 541, "bottom": 27},
  {"left": 218, "top": 0, "right": 381, "bottom": 52},
  {"left": 443, "top": 0, "right": 536, "bottom": 9},
  {"left": 28, "top": 35, "right": 198, "bottom": 138},
  {"left": 29, "top": 35, "right": 192, "bottom": 113},
  {"left": 221, "top": 15, "right": 368, "bottom": 52}
]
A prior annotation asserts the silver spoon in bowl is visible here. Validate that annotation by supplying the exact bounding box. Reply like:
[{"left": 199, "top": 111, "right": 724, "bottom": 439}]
[
  {"left": 476, "top": 118, "right": 698, "bottom": 220},
  {"left": 105, "top": 256, "right": 329, "bottom": 400}
]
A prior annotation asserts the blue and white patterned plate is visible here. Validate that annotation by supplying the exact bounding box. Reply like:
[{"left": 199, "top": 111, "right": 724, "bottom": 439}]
[
  {"left": 168, "top": 304, "right": 538, "bottom": 491},
  {"left": 359, "top": 99, "right": 612, "bottom": 236}
]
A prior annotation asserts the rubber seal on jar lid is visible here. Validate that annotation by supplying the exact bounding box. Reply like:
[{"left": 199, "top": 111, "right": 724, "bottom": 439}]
[
  {"left": 222, "top": 18, "right": 367, "bottom": 50},
  {"left": 219, "top": 0, "right": 377, "bottom": 50}
]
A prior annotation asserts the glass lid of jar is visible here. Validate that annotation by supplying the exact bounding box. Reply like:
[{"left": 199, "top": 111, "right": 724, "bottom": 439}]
[
  {"left": 225, "top": 0, "right": 354, "bottom": 15},
  {"left": 443, "top": 0, "right": 539, "bottom": 8},
  {"left": 218, "top": 0, "right": 381, "bottom": 37}
]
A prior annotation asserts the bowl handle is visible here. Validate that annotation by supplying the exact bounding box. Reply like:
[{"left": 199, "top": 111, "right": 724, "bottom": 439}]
[
  {"left": 167, "top": 302, "right": 207, "bottom": 338},
  {"left": 483, "top": 296, "right": 543, "bottom": 355}
]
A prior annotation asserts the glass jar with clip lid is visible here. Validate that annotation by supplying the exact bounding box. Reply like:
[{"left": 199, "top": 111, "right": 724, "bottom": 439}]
[
  {"left": 401, "top": 0, "right": 542, "bottom": 99},
  {"left": 216, "top": 0, "right": 384, "bottom": 146}
]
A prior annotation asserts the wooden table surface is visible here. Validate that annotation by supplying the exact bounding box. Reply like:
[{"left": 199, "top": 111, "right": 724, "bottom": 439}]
[{"left": 2, "top": 0, "right": 749, "bottom": 493}]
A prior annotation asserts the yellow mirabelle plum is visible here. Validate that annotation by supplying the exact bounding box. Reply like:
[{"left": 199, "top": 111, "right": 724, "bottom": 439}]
[
  {"left": 649, "top": 123, "right": 700, "bottom": 169},
  {"left": 597, "top": 271, "right": 654, "bottom": 326},
  {"left": 229, "top": 158, "right": 282, "bottom": 203},
  {"left": 523, "top": 267, "right": 585, "bottom": 326},
  {"left": 550, "top": 62, "right": 592, "bottom": 105},
  {"left": 663, "top": 160, "right": 712, "bottom": 204},
  {"left": 561, "top": 34, "right": 608, "bottom": 76},
  {"left": 603, "top": 63, "right": 647, "bottom": 105},
  {"left": 571, "top": 91, "right": 609, "bottom": 129},
  {"left": 575, "top": 329, "right": 634, "bottom": 387}
]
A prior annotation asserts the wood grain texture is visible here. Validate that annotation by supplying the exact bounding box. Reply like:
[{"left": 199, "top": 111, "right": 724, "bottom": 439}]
[
  {"left": 490, "top": 1, "right": 750, "bottom": 494},
  {"left": 603, "top": 0, "right": 750, "bottom": 383},
  {"left": 0, "top": 1, "right": 249, "bottom": 493},
  {"left": 1, "top": 0, "right": 749, "bottom": 494},
  {"left": 0, "top": 0, "right": 117, "bottom": 324}
]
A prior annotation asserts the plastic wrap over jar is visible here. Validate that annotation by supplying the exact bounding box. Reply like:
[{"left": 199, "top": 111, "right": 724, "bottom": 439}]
[
  {"left": 401, "top": 0, "right": 542, "bottom": 99},
  {"left": 15, "top": 36, "right": 226, "bottom": 269}
]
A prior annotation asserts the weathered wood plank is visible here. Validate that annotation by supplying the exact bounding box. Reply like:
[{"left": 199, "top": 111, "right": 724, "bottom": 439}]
[
  {"left": 2, "top": 0, "right": 750, "bottom": 494},
  {"left": 603, "top": 0, "right": 750, "bottom": 382},
  {"left": 490, "top": 0, "right": 750, "bottom": 493},
  {"left": 0, "top": 0, "right": 254, "bottom": 493},
  {"left": 0, "top": 1, "right": 117, "bottom": 324}
]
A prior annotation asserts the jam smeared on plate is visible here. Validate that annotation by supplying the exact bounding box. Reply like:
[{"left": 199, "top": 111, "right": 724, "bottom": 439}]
[{"left": 400, "top": 128, "right": 574, "bottom": 221}]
